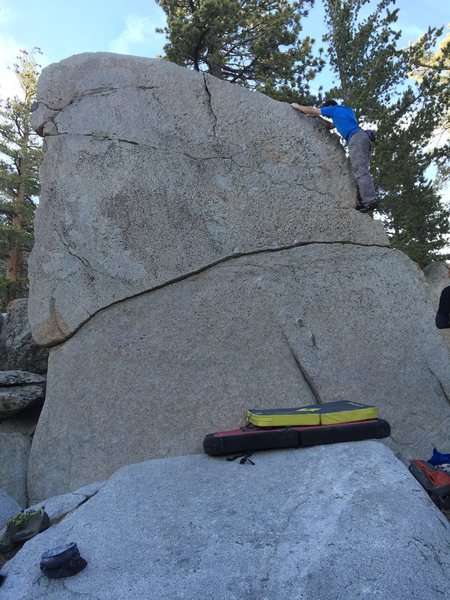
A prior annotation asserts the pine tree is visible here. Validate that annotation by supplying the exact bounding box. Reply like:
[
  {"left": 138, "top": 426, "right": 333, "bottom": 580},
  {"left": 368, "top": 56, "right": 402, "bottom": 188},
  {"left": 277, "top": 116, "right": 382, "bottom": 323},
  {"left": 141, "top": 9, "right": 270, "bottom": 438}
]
[
  {"left": 156, "top": 0, "right": 324, "bottom": 100},
  {"left": 409, "top": 25, "right": 450, "bottom": 187},
  {"left": 322, "top": 0, "right": 404, "bottom": 112},
  {"left": 0, "top": 48, "right": 42, "bottom": 307},
  {"left": 321, "top": 0, "right": 449, "bottom": 266}
]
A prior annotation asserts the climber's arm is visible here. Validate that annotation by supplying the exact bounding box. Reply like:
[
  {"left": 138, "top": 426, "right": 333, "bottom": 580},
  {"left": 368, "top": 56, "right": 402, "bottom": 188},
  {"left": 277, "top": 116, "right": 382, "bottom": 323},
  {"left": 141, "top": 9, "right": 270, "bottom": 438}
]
[
  {"left": 291, "top": 102, "right": 334, "bottom": 129},
  {"left": 291, "top": 104, "right": 321, "bottom": 116},
  {"left": 291, "top": 104, "right": 334, "bottom": 130}
]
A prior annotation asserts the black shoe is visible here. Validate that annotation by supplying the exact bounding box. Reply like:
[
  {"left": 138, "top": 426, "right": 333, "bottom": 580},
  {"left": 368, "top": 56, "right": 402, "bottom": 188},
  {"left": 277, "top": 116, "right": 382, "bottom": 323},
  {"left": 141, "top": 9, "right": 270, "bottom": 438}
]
[{"left": 356, "top": 201, "right": 379, "bottom": 213}]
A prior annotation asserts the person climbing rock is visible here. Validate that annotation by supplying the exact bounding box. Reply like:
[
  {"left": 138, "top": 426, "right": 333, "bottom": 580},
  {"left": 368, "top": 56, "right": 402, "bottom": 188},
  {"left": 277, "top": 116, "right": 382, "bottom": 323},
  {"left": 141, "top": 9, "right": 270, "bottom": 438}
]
[{"left": 291, "top": 99, "right": 379, "bottom": 213}]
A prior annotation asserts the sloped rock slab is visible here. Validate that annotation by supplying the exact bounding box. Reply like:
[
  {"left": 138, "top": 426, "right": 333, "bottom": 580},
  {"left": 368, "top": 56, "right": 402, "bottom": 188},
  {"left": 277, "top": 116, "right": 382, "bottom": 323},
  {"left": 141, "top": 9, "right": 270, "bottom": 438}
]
[
  {"left": 0, "top": 372, "right": 46, "bottom": 419},
  {"left": 0, "top": 371, "right": 46, "bottom": 386},
  {"left": 2, "top": 442, "right": 450, "bottom": 599},
  {"left": 0, "top": 387, "right": 45, "bottom": 419}
]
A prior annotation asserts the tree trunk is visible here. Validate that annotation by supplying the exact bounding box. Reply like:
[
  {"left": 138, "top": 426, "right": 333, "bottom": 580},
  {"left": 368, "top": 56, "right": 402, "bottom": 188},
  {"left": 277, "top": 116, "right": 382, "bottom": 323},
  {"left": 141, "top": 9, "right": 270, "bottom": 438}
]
[
  {"left": 5, "top": 204, "right": 24, "bottom": 305},
  {"left": 5, "top": 123, "right": 28, "bottom": 304}
]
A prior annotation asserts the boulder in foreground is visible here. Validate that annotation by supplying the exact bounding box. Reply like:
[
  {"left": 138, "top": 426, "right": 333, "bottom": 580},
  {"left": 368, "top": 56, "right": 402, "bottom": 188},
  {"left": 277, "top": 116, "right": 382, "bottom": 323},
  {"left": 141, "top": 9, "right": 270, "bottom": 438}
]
[{"left": 4, "top": 442, "right": 450, "bottom": 599}]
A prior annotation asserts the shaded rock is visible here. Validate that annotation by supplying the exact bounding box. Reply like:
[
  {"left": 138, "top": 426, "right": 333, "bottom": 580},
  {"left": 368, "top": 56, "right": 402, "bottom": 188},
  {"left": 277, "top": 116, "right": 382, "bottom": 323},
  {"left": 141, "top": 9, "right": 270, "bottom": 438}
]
[
  {"left": 0, "top": 490, "right": 21, "bottom": 530},
  {"left": 0, "top": 405, "right": 44, "bottom": 436},
  {"left": 28, "top": 245, "right": 450, "bottom": 500},
  {"left": 0, "top": 371, "right": 46, "bottom": 386},
  {"left": 0, "top": 371, "right": 46, "bottom": 419},
  {"left": 0, "top": 386, "right": 44, "bottom": 419},
  {"left": 29, "top": 53, "right": 387, "bottom": 346},
  {"left": 0, "top": 433, "right": 31, "bottom": 507},
  {"left": 0, "top": 300, "right": 49, "bottom": 374},
  {"left": 4, "top": 443, "right": 450, "bottom": 599}
]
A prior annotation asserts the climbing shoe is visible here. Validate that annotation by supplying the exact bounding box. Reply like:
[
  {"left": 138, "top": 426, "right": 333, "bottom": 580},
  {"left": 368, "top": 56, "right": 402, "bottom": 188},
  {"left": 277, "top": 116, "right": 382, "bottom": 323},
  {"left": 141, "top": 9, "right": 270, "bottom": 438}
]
[
  {"left": 356, "top": 201, "right": 379, "bottom": 213},
  {"left": 40, "top": 542, "right": 87, "bottom": 579},
  {"left": 0, "top": 508, "right": 50, "bottom": 553}
]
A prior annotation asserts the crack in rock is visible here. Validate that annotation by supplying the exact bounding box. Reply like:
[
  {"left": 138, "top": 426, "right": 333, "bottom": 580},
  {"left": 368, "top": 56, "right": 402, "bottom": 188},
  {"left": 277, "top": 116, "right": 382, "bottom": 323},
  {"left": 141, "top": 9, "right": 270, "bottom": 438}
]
[
  {"left": 49, "top": 296, "right": 73, "bottom": 340},
  {"left": 53, "top": 226, "right": 102, "bottom": 277},
  {"left": 49, "top": 489, "right": 101, "bottom": 527},
  {"left": 203, "top": 74, "right": 218, "bottom": 137},
  {"left": 47, "top": 239, "right": 391, "bottom": 348},
  {"left": 39, "top": 83, "right": 163, "bottom": 114},
  {"left": 34, "top": 83, "right": 163, "bottom": 136},
  {"left": 426, "top": 363, "right": 450, "bottom": 406},
  {"left": 281, "top": 330, "right": 323, "bottom": 404}
]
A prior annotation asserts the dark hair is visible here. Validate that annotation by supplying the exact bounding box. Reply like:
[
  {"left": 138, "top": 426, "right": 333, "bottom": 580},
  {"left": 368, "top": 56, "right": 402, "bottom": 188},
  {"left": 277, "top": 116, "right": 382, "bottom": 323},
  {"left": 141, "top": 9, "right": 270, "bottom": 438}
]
[{"left": 321, "top": 99, "right": 338, "bottom": 107}]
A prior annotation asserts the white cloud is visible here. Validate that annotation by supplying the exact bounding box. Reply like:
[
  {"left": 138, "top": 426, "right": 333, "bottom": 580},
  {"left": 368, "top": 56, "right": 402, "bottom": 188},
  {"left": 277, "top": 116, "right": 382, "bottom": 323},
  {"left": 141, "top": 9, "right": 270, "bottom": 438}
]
[{"left": 109, "top": 15, "right": 156, "bottom": 55}]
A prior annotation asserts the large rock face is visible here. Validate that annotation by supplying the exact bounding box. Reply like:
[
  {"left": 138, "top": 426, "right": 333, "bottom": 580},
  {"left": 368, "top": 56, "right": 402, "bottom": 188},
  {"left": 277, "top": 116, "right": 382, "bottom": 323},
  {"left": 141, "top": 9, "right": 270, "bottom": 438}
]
[
  {"left": 29, "top": 53, "right": 386, "bottom": 345},
  {"left": 27, "top": 53, "right": 450, "bottom": 500}
]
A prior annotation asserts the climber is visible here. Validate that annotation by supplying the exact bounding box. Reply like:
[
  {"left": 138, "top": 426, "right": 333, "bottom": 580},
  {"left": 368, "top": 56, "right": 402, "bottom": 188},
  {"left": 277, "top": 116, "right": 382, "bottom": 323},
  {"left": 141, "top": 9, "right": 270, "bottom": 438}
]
[
  {"left": 435, "top": 263, "right": 450, "bottom": 329},
  {"left": 291, "top": 99, "right": 379, "bottom": 213}
]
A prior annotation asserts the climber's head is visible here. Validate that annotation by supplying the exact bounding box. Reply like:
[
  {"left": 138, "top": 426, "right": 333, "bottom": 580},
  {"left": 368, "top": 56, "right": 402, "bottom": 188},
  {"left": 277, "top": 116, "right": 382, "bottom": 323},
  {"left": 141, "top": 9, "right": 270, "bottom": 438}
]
[{"left": 321, "top": 99, "right": 338, "bottom": 108}]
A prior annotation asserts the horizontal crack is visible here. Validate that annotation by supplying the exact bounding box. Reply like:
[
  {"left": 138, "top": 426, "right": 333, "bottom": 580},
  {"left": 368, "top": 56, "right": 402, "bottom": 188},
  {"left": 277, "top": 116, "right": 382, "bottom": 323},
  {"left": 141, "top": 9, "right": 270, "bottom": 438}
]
[
  {"left": 37, "top": 83, "right": 163, "bottom": 114},
  {"left": 47, "top": 239, "right": 390, "bottom": 348}
]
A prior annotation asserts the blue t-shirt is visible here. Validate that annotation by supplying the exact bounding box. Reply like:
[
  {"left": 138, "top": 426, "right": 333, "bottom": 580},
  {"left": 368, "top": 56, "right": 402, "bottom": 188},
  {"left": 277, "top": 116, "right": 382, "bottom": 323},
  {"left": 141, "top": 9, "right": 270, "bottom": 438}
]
[{"left": 320, "top": 105, "right": 361, "bottom": 142}]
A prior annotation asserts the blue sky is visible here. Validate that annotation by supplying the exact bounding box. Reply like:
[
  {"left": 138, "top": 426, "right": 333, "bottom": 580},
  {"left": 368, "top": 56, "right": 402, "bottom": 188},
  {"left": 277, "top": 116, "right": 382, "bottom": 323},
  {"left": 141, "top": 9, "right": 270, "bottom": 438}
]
[{"left": 0, "top": 0, "right": 448, "bottom": 99}]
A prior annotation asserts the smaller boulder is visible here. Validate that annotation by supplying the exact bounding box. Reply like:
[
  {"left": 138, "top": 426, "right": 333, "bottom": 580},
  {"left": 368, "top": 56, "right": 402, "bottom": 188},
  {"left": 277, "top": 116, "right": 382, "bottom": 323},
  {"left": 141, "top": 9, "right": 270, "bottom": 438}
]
[
  {"left": 0, "top": 371, "right": 46, "bottom": 419},
  {"left": 0, "top": 299, "right": 49, "bottom": 374}
]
